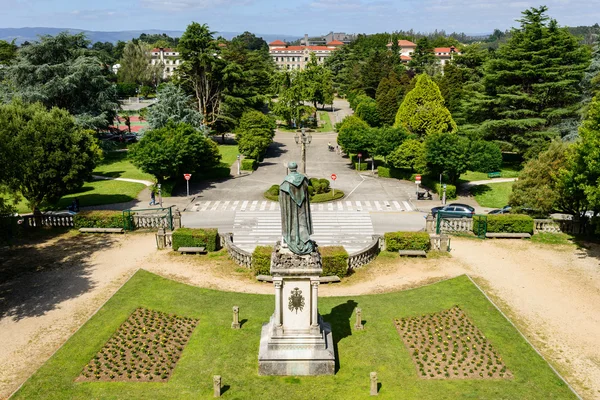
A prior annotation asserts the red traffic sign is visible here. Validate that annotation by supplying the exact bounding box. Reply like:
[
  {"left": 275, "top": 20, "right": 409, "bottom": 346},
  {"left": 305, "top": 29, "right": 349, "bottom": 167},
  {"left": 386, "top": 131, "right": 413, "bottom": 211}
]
[
  {"left": 415, "top": 174, "right": 422, "bottom": 181},
  {"left": 184, "top": 174, "right": 192, "bottom": 181},
  {"left": 331, "top": 173, "right": 337, "bottom": 181},
  {"left": 357, "top": 153, "right": 362, "bottom": 158}
]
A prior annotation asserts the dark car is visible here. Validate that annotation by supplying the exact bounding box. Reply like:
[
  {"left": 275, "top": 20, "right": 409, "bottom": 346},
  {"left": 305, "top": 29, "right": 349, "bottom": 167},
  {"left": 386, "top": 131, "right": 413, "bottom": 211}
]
[
  {"left": 488, "top": 205, "right": 511, "bottom": 215},
  {"left": 447, "top": 203, "right": 475, "bottom": 212},
  {"left": 431, "top": 204, "right": 475, "bottom": 218}
]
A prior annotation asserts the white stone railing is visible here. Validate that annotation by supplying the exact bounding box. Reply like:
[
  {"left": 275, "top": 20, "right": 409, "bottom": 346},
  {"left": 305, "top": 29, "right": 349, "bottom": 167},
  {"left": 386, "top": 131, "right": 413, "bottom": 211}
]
[
  {"left": 425, "top": 214, "right": 473, "bottom": 233},
  {"left": 22, "top": 214, "right": 74, "bottom": 228},
  {"left": 221, "top": 233, "right": 252, "bottom": 269},
  {"left": 533, "top": 219, "right": 562, "bottom": 233},
  {"left": 347, "top": 235, "right": 381, "bottom": 271}
]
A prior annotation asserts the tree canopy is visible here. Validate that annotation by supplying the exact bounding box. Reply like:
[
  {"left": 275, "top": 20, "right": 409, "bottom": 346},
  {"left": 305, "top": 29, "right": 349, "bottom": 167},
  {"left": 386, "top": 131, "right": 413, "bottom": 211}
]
[{"left": 147, "top": 83, "right": 204, "bottom": 131}]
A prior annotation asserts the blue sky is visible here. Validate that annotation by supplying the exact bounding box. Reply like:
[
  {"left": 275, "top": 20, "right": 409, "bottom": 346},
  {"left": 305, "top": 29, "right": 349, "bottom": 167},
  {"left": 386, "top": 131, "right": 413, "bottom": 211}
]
[{"left": 3, "top": 0, "right": 599, "bottom": 36}]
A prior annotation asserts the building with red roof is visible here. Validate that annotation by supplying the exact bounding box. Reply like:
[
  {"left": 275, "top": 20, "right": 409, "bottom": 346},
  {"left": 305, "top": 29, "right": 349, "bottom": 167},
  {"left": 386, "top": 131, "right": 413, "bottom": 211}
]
[
  {"left": 387, "top": 40, "right": 461, "bottom": 68},
  {"left": 269, "top": 37, "right": 344, "bottom": 70}
]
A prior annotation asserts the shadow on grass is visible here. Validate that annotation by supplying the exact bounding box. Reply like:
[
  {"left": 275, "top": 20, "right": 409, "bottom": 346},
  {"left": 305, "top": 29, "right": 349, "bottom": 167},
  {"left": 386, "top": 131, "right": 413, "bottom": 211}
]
[
  {"left": 469, "top": 185, "right": 492, "bottom": 197},
  {"left": 322, "top": 299, "right": 357, "bottom": 373},
  {"left": 57, "top": 193, "right": 137, "bottom": 209},
  {"left": 94, "top": 170, "right": 127, "bottom": 178},
  {"left": 0, "top": 232, "right": 117, "bottom": 321}
]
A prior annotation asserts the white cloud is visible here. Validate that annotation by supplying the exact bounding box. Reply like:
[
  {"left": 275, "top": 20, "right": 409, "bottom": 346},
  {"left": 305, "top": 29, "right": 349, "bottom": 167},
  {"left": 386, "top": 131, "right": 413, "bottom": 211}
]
[{"left": 140, "top": 0, "right": 251, "bottom": 11}]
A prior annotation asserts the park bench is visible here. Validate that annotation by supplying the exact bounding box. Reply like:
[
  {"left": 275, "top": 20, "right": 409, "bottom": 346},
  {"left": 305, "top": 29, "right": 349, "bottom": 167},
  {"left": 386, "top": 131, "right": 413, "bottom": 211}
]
[
  {"left": 487, "top": 171, "right": 502, "bottom": 178},
  {"left": 485, "top": 232, "right": 531, "bottom": 239},
  {"left": 79, "top": 227, "right": 124, "bottom": 234},
  {"left": 398, "top": 250, "right": 427, "bottom": 257},
  {"left": 178, "top": 246, "right": 207, "bottom": 254},
  {"left": 257, "top": 275, "right": 341, "bottom": 283}
]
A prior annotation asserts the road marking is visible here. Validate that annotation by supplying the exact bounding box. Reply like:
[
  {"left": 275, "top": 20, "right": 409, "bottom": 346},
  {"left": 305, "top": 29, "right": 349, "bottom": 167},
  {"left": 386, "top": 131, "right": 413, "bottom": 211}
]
[
  {"left": 260, "top": 201, "right": 266, "bottom": 211},
  {"left": 392, "top": 201, "right": 401, "bottom": 210},
  {"left": 403, "top": 201, "right": 413, "bottom": 211},
  {"left": 375, "top": 201, "right": 382, "bottom": 211},
  {"left": 223, "top": 200, "right": 230, "bottom": 210},
  {"left": 241, "top": 200, "right": 248, "bottom": 211},
  {"left": 210, "top": 201, "right": 220, "bottom": 211},
  {"left": 269, "top": 202, "right": 276, "bottom": 211},
  {"left": 232, "top": 200, "right": 239, "bottom": 211},
  {"left": 201, "top": 201, "right": 211, "bottom": 211},
  {"left": 251, "top": 200, "right": 258, "bottom": 210}
]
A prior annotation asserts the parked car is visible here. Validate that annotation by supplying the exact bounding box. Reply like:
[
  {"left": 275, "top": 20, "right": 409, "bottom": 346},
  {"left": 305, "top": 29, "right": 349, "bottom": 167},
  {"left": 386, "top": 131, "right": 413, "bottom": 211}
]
[
  {"left": 431, "top": 204, "right": 475, "bottom": 218},
  {"left": 488, "top": 205, "right": 511, "bottom": 215},
  {"left": 447, "top": 203, "right": 475, "bottom": 212}
]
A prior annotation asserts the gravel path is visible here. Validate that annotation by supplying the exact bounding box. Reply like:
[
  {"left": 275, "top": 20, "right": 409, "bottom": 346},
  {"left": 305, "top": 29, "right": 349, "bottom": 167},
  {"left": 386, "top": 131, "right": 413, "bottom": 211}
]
[{"left": 1, "top": 234, "right": 599, "bottom": 399}]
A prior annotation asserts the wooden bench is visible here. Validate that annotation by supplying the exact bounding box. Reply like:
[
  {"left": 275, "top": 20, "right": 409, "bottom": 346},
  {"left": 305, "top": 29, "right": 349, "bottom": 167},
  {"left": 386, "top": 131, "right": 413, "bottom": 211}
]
[
  {"left": 178, "top": 246, "right": 207, "bottom": 254},
  {"left": 79, "top": 227, "right": 124, "bottom": 234},
  {"left": 257, "top": 275, "right": 341, "bottom": 283},
  {"left": 486, "top": 232, "right": 531, "bottom": 239},
  {"left": 487, "top": 171, "right": 502, "bottom": 178},
  {"left": 398, "top": 250, "right": 427, "bottom": 257}
]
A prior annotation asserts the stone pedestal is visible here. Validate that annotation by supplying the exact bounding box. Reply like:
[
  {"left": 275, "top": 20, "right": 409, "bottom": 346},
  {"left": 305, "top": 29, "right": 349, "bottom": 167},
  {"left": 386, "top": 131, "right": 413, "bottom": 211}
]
[{"left": 258, "top": 242, "right": 335, "bottom": 375}]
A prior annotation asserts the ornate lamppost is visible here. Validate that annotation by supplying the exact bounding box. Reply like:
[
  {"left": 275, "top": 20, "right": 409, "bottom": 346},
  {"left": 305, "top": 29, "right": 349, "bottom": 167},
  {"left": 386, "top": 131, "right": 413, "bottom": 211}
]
[{"left": 294, "top": 127, "right": 312, "bottom": 174}]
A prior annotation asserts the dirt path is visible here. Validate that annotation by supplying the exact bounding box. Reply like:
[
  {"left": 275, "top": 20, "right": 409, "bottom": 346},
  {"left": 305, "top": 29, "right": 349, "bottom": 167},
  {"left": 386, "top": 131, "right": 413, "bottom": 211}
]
[{"left": 1, "top": 234, "right": 599, "bottom": 399}]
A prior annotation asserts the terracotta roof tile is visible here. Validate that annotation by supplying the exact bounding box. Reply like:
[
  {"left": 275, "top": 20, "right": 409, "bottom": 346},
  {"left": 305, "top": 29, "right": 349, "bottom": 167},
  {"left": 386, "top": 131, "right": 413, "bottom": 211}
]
[
  {"left": 269, "top": 40, "right": 287, "bottom": 46},
  {"left": 327, "top": 40, "right": 344, "bottom": 45}
]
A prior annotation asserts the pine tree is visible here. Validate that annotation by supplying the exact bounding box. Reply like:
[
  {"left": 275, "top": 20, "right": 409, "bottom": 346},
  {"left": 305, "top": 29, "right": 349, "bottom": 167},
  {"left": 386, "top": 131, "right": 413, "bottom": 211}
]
[
  {"left": 468, "top": 6, "right": 591, "bottom": 157},
  {"left": 408, "top": 37, "right": 437, "bottom": 75},
  {"left": 393, "top": 74, "right": 457, "bottom": 137},
  {"left": 376, "top": 72, "right": 403, "bottom": 126}
]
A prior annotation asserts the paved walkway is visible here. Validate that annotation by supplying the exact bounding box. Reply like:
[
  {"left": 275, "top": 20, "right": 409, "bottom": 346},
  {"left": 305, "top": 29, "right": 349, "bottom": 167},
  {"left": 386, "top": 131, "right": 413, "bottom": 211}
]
[
  {"left": 92, "top": 175, "right": 154, "bottom": 187},
  {"left": 460, "top": 177, "right": 518, "bottom": 189},
  {"left": 190, "top": 199, "right": 415, "bottom": 213}
]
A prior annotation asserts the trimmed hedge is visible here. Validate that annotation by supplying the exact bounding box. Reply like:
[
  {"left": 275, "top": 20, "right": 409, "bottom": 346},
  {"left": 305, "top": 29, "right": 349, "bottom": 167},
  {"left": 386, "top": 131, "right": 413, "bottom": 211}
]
[
  {"left": 354, "top": 162, "right": 368, "bottom": 171},
  {"left": 384, "top": 231, "right": 431, "bottom": 252},
  {"left": 241, "top": 158, "right": 258, "bottom": 171},
  {"left": 172, "top": 228, "right": 220, "bottom": 251},
  {"left": 320, "top": 246, "right": 349, "bottom": 277},
  {"left": 377, "top": 166, "right": 413, "bottom": 180},
  {"left": 474, "top": 214, "right": 534, "bottom": 234},
  {"left": 252, "top": 245, "right": 272, "bottom": 275},
  {"left": 74, "top": 211, "right": 124, "bottom": 229},
  {"left": 432, "top": 181, "right": 456, "bottom": 200}
]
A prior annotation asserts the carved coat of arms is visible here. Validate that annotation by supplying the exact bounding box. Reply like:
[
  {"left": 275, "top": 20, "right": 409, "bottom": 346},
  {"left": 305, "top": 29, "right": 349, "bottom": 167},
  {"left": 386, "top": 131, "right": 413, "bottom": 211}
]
[{"left": 288, "top": 288, "right": 305, "bottom": 314}]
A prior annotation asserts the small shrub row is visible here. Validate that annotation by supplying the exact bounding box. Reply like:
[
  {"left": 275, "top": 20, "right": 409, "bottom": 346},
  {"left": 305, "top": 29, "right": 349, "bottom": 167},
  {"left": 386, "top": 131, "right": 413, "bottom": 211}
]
[
  {"left": 320, "top": 246, "right": 349, "bottom": 277},
  {"left": 474, "top": 214, "right": 534, "bottom": 234},
  {"left": 377, "top": 166, "right": 413, "bottom": 180},
  {"left": 311, "top": 190, "right": 344, "bottom": 203},
  {"left": 172, "top": 228, "right": 220, "bottom": 251},
  {"left": 354, "top": 162, "right": 368, "bottom": 171},
  {"left": 309, "top": 178, "right": 330, "bottom": 194},
  {"left": 74, "top": 211, "right": 124, "bottom": 229},
  {"left": 252, "top": 246, "right": 272, "bottom": 275},
  {"left": 384, "top": 231, "right": 431, "bottom": 252},
  {"left": 241, "top": 159, "right": 258, "bottom": 171}
]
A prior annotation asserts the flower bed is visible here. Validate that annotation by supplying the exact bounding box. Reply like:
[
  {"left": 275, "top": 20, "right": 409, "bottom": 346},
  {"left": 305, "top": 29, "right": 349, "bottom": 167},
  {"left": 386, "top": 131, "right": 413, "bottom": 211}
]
[
  {"left": 78, "top": 308, "right": 198, "bottom": 382},
  {"left": 395, "top": 306, "right": 512, "bottom": 380}
]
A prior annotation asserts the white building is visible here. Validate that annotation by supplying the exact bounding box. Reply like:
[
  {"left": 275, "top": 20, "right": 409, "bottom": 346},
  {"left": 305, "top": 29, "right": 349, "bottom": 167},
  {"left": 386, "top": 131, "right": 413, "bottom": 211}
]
[
  {"left": 150, "top": 48, "right": 181, "bottom": 79},
  {"left": 269, "top": 39, "right": 343, "bottom": 70},
  {"left": 386, "top": 40, "right": 461, "bottom": 67}
]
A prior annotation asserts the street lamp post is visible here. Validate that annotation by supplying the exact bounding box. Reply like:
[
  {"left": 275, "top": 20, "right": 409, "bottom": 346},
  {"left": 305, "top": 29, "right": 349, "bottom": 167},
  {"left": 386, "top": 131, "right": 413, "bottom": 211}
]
[
  {"left": 294, "top": 127, "right": 312, "bottom": 174},
  {"left": 237, "top": 154, "right": 241, "bottom": 175},
  {"left": 157, "top": 183, "right": 163, "bottom": 207}
]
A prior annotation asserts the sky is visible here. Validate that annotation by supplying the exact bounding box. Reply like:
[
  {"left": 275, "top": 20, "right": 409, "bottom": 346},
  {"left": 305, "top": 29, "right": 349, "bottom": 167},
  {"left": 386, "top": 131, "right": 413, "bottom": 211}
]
[{"left": 1, "top": 0, "right": 599, "bottom": 36}]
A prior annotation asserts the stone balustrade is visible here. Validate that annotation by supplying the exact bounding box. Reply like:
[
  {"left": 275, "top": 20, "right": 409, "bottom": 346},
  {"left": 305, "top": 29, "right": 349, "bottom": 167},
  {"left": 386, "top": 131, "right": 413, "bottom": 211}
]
[
  {"left": 22, "top": 214, "right": 74, "bottom": 228},
  {"left": 347, "top": 235, "right": 381, "bottom": 271},
  {"left": 533, "top": 219, "right": 562, "bottom": 233},
  {"left": 132, "top": 214, "right": 171, "bottom": 230},
  {"left": 221, "top": 233, "right": 252, "bottom": 269}
]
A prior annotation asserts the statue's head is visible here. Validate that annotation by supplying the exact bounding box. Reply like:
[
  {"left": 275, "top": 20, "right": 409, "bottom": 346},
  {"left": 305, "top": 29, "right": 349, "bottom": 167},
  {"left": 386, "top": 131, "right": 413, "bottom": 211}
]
[{"left": 288, "top": 162, "right": 298, "bottom": 172}]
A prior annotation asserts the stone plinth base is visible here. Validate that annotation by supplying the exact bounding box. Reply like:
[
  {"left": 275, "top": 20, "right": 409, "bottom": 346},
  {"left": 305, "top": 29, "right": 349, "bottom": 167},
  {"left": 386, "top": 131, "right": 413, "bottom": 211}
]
[{"left": 258, "top": 315, "right": 335, "bottom": 376}]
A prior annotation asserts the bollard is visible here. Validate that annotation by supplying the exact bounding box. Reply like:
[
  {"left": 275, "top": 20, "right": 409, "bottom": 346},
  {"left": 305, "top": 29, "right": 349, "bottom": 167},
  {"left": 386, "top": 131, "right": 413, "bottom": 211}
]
[
  {"left": 354, "top": 307, "right": 364, "bottom": 330},
  {"left": 370, "top": 372, "right": 378, "bottom": 395},
  {"left": 232, "top": 306, "right": 240, "bottom": 329},
  {"left": 213, "top": 375, "right": 221, "bottom": 397}
]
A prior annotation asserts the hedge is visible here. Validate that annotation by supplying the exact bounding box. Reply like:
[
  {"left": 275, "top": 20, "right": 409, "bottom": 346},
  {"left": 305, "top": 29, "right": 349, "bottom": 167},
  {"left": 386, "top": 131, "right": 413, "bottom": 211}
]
[
  {"left": 377, "top": 166, "right": 413, "bottom": 180},
  {"left": 473, "top": 214, "right": 534, "bottom": 234},
  {"left": 74, "top": 211, "right": 124, "bottom": 229},
  {"left": 320, "top": 246, "right": 349, "bottom": 277},
  {"left": 384, "top": 231, "right": 431, "bottom": 252},
  {"left": 172, "top": 228, "right": 220, "bottom": 251},
  {"left": 252, "top": 245, "right": 273, "bottom": 275},
  {"left": 241, "top": 158, "right": 258, "bottom": 171},
  {"left": 354, "top": 162, "right": 368, "bottom": 171}
]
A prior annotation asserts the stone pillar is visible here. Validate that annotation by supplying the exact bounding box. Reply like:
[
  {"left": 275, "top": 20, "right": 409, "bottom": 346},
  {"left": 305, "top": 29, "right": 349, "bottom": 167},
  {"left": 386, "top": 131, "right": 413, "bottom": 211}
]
[
  {"left": 370, "top": 372, "right": 378, "bottom": 396},
  {"left": 213, "top": 375, "right": 221, "bottom": 397},
  {"left": 156, "top": 227, "right": 166, "bottom": 249},
  {"left": 274, "top": 279, "right": 283, "bottom": 335},
  {"left": 310, "top": 279, "right": 319, "bottom": 334},
  {"left": 426, "top": 214, "right": 435, "bottom": 233},
  {"left": 354, "top": 308, "right": 364, "bottom": 330},
  {"left": 232, "top": 306, "right": 240, "bottom": 329},
  {"left": 173, "top": 209, "right": 182, "bottom": 229}
]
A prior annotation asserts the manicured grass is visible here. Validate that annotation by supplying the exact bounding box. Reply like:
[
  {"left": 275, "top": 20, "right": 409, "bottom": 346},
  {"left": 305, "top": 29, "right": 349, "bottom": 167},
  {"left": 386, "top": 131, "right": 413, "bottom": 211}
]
[
  {"left": 318, "top": 111, "right": 333, "bottom": 132},
  {"left": 264, "top": 190, "right": 345, "bottom": 203},
  {"left": 93, "top": 151, "right": 155, "bottom": 181},
  {"left": 459, "top": 166, "right": 521, "bottom": 183},
  {"left": 471, "top": 182, "right": 514, "bottom": 208},
  {"left": 530, "top": 232, "right": 575, "bottom": 246},
  {"left": 13, "top": 271, "right": 575, "bottom": 399},
  {"left": 218, "top": 145, "right": 240, "bottom": 166}
]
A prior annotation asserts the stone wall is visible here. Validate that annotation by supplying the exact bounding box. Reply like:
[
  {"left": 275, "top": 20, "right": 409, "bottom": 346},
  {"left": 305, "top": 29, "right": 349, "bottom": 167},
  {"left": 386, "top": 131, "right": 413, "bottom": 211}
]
[
  {"left": 221, "top": 233, "right": 252, "bottom": 269},
  {"left": 347, "top": 235, "right": 381, "bottom": 271},
  {"left": 21, "top": 214, "right": 74, "bottom": 228}
]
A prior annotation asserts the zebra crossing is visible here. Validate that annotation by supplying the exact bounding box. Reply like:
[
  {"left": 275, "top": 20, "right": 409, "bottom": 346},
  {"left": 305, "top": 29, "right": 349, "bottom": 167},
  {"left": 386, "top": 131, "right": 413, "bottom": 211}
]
[
  {"left": 191, "top": 199, "right": 415, "bottom": 213},
  {"left": 231, "top": 210, "right": 375, "bottom": 253}
]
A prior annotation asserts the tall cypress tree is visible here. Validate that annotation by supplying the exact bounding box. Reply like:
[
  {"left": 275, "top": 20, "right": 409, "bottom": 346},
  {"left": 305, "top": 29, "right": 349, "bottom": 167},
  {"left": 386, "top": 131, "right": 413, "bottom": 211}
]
[{"left": 468, "top": 6, "right": 590, "bottom": 158}]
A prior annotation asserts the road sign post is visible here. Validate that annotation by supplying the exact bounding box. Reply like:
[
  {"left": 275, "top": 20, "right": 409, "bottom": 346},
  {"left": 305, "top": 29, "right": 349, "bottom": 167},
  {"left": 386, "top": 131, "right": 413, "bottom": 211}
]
[
  {"left": 331, "top": 173, "right": 337, "bottom": 197},
  {"left": 358, "top": 153, "right": 362, "bottom": 172},
  {"left": 415, "top": 174, "right": 422, "bottom": 196},
  {"left": 184, "top": 174, "right": 192, "bottom": 197},
  {"left": 442, "top": 183, "right": 447, "bottom": 205},
  {"left": 237, "top": 154, "right": 241, "bottom": 175}
]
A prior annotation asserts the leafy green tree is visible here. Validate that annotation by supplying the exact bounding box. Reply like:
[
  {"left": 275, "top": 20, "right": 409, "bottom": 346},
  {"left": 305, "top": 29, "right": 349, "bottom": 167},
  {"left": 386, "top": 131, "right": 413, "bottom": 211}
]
[
  {"left": 370, "top": 126, "right": 408, "bottom": 162},
  {"left": 271, "top": 70, "right": 313, "bottom": 127},
  {"left": 408, "top": 37, "right": 437, "bottom": 75},
  {"left": 300, "top": 54, "right": 334, "bottom": 109},
  {"left": 138, "top": 33, "right": 179, "bottom": 48},
  {"left": 129, "top": 122, "right": 221, "bottom": 182},
  {"left": 235, "top": 110, "right": 275, "bottom": 160},
  {"left": 336, "top": 115, "right": 372, "bottom": 156},
  {"left": 2, "top": 32, "right": 118, "bottom": 130},
  {"left": 468, "top": 140, "right": 502, "bottom": 172},
  {"left": 509, "top": 142, "right": 580, "bottom": 216},
  {"left": 387, "top": 139, "right": 427, "bottom": 172},
  {"left": 0, "top": 101, "right": 101, "bottom": 213},
  {"left": 424, "top": 132, "right": 470, "bottom": 184},
  {"left": 355, "top": 97, "right": 381, "bottom": 127},
  {"left": 375, "top": 72, "right": 403, "bottom": 126},
  {"left": 468, "top": 6, "right": 591, "bottom": 157},
  {"left": 0, "top": 39, "right": 17, "bottom": 65},
  {"left": 147, "top": 83, "right": 204, "bottom": 131},
  {"left": 394, "top": 74, "right": 457, "bottom": 137},
  {"left": 118, "top": 41, "right": 163, "bottom": 88},
  {"left": 231, "top": 32, "right": 268, "bottom": 51},
  {"left": 91, "top": 41, "right": 117, "bottom": 66}
]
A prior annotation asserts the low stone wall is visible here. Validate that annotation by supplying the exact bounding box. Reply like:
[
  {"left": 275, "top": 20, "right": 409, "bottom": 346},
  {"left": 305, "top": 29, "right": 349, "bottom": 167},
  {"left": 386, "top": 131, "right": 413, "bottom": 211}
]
[
  {"left": 426, "top": 214, "right": 473, "bottom": 233},
  {"left": 22, "top": 214, "right": 74, "bottom": 228},
  {"left": 533, "top": 219, "right": 561, "bottom": 233},
  {"left": 347, "top": 235, "right": 381, "bottom": 271},
  {"left": 221, "top": 233, "right": 252, "bottom": 269}
]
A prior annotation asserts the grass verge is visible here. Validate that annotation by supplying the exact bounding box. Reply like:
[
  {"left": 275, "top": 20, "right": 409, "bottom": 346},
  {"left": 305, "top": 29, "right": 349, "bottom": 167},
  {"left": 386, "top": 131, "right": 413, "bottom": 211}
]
[
  {"left": 218, "top": 145, "right": 240, "bottom": 166},
  {"left": 471, "top": 182, "right": 514, "bottom": 208},
  {"left": 263, "top": 190, "right": 345, "bottom": 203},
  {"left": 318, "top": 111, "right": 333, "bottom": 132},
  {"left": 458, "top": 166, "right": 521, "bottom": 183},
  {"left": 93, "top": 151, "right": 154, "bottom": 181},
  {"left": 12, "top": 271, "right": 576, "bottom": 400}
]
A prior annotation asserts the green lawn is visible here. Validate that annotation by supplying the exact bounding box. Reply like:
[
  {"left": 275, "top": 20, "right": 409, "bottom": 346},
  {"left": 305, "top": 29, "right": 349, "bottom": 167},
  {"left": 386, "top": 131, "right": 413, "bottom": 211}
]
[
  {"left": 13, "top": 271, "right": 575, "bottom": 399},
  {"left": 471, "top": 182, "right": 514, "bottom": 208},
  {"left": 318, "top": 111, "right": 333, "bottom": 132},
  {"left": 93, "top": 151, "right": 155, "bottom": 181},
  {"left": 459, "top": 166, "right": 521, "bottom": 183},
  {"left": 218, "top": 145, "right": 240, "bottom": 166}
]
